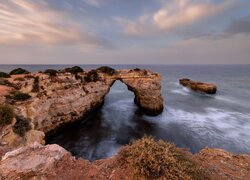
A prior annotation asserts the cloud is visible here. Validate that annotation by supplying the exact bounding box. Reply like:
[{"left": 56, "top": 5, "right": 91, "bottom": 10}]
[
  {"left": 225, "top": 15, "right": 250, "bottom": 36},
  {"left": 0, "top": 0, "right": 108, "bottom": 48},
  {"left": 82, "top": 0, "right": 103, "bottom": 8},
  {"left": 121, "top": 0, "right": 235, "bottom": 36}
]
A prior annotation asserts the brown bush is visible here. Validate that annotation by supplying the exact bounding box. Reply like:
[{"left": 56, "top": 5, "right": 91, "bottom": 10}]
[
  {"left": 9, "top": 91, "right": 32, "bottom": 101},
  {"left": 0, "top": 105, "right": 14, "bottom": 127},
  {"left": 12, "top": 116, "right": 32, "bottom": 136},
  {"left": 116, "top": 136, "right": 209, "bottom": 180},
  {"left": 31, "top": 77, "right": 39, "bottom": 92}
]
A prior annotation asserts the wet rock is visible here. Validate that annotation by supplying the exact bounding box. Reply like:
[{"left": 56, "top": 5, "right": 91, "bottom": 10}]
[{"left": 179, "top": 78, "right": 217, "bottom": 94}]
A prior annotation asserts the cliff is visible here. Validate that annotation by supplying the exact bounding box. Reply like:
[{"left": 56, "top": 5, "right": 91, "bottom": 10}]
[
  {"left": 1, "top": 138, "right": 249, "bottom": 180},
  {"left": 0, "top": 68, "right": 163, "bottom": 148}
]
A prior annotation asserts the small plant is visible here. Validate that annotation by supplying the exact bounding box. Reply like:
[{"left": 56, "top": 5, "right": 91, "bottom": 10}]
[
  {"left": 0, "top": 79, "right": 15, "bottom": 87},
  {"left": 44, "top": 69, "right": 58, "bottom": 77},
  {"left": 0, "top": 104, "right": 14, "bottom": 127},
  {"left": 64, "top": 66, "right": 84, "bottom": 74},
  {"left": 84, "top": 70, "right": 100, "bottom": 82},
  {"left": 12, "top": 116, "right": 32, "bottom": 136},
  {"left": 14, "top": 77, "right": 25, "bottom": 81},
  {"left": 97, "top": 66, "right": 116, "bottom": 76},
  {"left": 0, "top": 72, "right": 10, "bottom": 78},
  {"left": 31, "top": 77, "right": 40, "bottom": 92},
  {"left": 11, "top": 91, "right": 31, "bottom": 101},
  {"left": 9, "top": 68, "right": 30, "bottom": 75},
  {"left": 133, "top": 68, "right": 141, "bottom": 71},
  {"left": 117, "top": 136, "right": 208, "bottom": 179}
]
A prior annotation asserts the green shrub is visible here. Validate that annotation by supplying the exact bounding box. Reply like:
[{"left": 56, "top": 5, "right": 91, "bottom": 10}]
[
  {"left": 31, "top": 77, "right": 39, "bottom": 92},
  {"left": 0, "top": 72, "right": 10, "bottom": 78},
  {"left": 117, "top": 136, "right": 208, "bottom": 179},
  {"left": 9, "top": 68, "right": 30, "bottom": 75},
  {"left": 0, "top": 79, "right": 15, "bottom": 87},
  {"left": 84, "top": 70, "right": 100, "bottom": 82},
  {"left": 97, "top": 66, "right": 116, "bottom": 76},
  {"left": 12, "top": 116, "right": 32, "bottom": 136},
  {"left": 44, "top": 69, "right": 58, "bottom": 77},
  {"left": 133, "top": 68, "right": 141, "bottom": 71},
  {"left": 0, "top": 105, "right": 14, "bottom": 127},
  {"left": 11, "top": 91, "right": 31, "bottom": 101},
  {"left": 64, "top": 66, "right": 83, "bottom": 74}
]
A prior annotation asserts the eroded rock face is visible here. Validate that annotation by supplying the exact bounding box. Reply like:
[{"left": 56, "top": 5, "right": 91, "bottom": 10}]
[
  {"left": 194, "top": 148, "right": 250, "bottom": 180},
  {"left": 0, "top": 143, "right": 90, "bottom": 180},
  {"left": 119, "top": 70, "right": 164, "bottom": 115},
  {"left": 1, "top": 143, "right": 249, "bottom": 180},
  {"left": 179, "top": 78, "right": 217, "bottom": 94},
  {"left": 0, "top": 69, "right": 164, "bottom": 148}
]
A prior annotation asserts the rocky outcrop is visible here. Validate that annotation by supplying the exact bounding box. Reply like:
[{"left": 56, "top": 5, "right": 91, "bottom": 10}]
[
  {"left": 194, "top": 148, "right": 250, "bottom": 180},
  {"left": 0, "top": 143, "right": 91, "bottom": 180},
  {"left": 1, "top": 142, "right": 250, "bottom": 180},
  {"left": 0, "top": 68, "right": 163, "bottom": 149},
  {"left": 179, "top": 78, "right": 217, "bottom": 94},
  {"left": 118, "top": 69, "right": 163, "bottom": 115}
]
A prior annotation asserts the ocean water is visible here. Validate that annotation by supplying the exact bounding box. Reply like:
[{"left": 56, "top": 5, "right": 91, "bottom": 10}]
[{"left": 1, "top": 64, "right": 250, "bottom": 161}]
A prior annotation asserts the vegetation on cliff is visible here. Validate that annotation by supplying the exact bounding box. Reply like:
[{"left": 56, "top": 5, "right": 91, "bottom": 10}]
[
  {"left": 12, "top": 116, "right": 32, "bottom": 136},
  {"left": 0, "top": 72, "right": 10, "bottom": 78},
  {"left": 31, "top": 77, "right": 40, "bottom": 93},
  {"left": 64, "top": 66, "right": 84, "bottom": 74},
  {"left": 9, "top": 68, "right": 30, "bottom": 75},
  {"left": 0, "top": 104, "right": 14, "bottom": 127},
  {"left": 44, "top": 69, "right": 58, "bottom": 77},
  {"left": 117, "top": 136, "right": 209, "bottom": 179},
  {"left": 84, "top": 70, "right": 100, "bottom": 82},
  {"left": 9, "top": 91, "right": 32, "bottom": 101},
  {"left": 0, "top": 79, "right": 15, "bottom": 88},
  {"left": 97, "top": 66, "right": 116, "bottom": 76}
]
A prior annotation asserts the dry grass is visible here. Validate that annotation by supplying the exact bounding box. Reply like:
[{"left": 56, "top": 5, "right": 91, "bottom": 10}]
[{"left": 116, "top": 136, "right": 209, "bottom": 180}]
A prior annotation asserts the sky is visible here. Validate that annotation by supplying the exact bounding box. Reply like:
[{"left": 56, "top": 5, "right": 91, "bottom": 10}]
[{"left": 0, "top": 0, "right": 250, "bottom": 64}]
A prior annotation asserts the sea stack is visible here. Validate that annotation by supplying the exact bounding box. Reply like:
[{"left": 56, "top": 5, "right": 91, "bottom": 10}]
[{"left": 179, "top": 78, "right": 217, "bottom": 94}]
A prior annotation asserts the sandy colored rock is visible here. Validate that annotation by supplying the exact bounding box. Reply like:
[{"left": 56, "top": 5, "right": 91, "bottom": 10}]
[
  {"left": 194, "top": 148, "right": 250, "bottom": 180},
  {"left": 0, "top": 85, "right": 13, "bottom": 96},
  {"left": 179, "top": 78, "right": 217, "bottom": 94},
  {"left": 1, "top": 143, "right": 250, "bottom": 180}
]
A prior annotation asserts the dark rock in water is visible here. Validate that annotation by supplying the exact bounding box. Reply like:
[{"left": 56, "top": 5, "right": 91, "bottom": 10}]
[{"left": 179, "top": 78, "right": 217, "bottom": 94}]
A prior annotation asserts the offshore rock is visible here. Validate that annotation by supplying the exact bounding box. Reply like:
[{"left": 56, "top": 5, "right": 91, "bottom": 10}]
[{"left": 179, "top": 78, "right": 217, "bottom": 94}]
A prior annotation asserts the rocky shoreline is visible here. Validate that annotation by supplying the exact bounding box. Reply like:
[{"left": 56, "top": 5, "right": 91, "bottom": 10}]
[{"left": 0, "top": 67, "right": 250, "bottom": 179}]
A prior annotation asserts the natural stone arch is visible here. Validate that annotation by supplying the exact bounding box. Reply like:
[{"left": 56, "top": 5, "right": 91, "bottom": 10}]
[{"left": 108, "top": 69, "right": 164, "bottom": 116}]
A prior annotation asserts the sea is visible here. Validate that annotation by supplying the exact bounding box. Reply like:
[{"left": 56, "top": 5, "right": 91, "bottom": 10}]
[{"left": 1, "top": 64, "right": 250, "bottom": 161}]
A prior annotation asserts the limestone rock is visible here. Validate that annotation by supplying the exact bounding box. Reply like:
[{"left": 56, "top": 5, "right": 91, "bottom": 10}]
[
  {"left": 119, "top": 69, "right": 164, "bottom": 115},
  {"left": 179, "top": 78, "right": 217, "bottom": 94},
  {"left": 0, "top": 143, "right": 88, "bottom": 180},
  {"left": 194, "top": 148, "right": 250, "bottom": 180}
]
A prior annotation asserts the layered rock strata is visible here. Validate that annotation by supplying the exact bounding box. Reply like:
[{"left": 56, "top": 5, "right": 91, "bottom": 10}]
[
  {"left": 179, "top": 78, "right": 217, "bottom": 94},
  {"left": 0, "top": 69, "right": 164, "bottom": 148}
]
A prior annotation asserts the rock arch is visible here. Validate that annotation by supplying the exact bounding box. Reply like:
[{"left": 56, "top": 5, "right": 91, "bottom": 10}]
[
  {"left": 113, "top": 70, "right": 164, "bottom": 116},
  {"left": 0, "top": 69, "right": 164, "bottom": 148}
]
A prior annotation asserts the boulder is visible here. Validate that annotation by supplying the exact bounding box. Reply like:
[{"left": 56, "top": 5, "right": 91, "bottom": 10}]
[
  {"left": 0, "top": 143, "right": 89, "bottom": 180},
  {"left": 179, "top": 78, "right": 217, "bottom": 94}
]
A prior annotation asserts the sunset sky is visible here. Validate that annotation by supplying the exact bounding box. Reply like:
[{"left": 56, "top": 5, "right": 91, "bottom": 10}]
[{"left": 0, "top": 0, "right": 250, "bottom": 64}]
